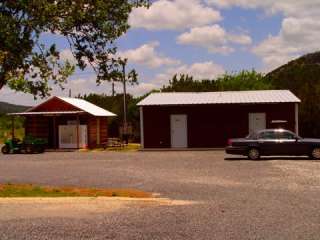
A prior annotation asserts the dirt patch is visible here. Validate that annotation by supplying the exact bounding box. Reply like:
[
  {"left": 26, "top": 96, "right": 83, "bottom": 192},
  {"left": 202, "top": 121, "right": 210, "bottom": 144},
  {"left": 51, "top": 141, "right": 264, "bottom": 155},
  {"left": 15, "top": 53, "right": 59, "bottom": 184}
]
[
  {"left": 0, "top": 197, "right": 197, "bottom": 221},
  {"left": 0, "top": 183, "right": 151, "bottom": 198}
]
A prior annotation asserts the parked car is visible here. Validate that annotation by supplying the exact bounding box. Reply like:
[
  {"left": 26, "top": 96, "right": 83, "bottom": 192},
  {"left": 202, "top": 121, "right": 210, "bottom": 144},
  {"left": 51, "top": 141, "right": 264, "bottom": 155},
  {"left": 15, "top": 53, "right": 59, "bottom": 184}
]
[{"left": 225, "top": 129, "right": 320, "bottom": 160}]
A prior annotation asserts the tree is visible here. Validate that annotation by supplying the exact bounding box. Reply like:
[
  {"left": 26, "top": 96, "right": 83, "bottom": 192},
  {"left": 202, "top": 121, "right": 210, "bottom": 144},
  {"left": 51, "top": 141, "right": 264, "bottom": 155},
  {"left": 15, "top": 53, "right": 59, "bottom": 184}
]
[
  {"left": 266, "top": 52, "right": 320, "bottom": 137},
  {"left": 161, "top": 70, "right": 271, "bottom": 92},
  {"left": 0, "top": 0, "right": 148, "bottom": 98}
]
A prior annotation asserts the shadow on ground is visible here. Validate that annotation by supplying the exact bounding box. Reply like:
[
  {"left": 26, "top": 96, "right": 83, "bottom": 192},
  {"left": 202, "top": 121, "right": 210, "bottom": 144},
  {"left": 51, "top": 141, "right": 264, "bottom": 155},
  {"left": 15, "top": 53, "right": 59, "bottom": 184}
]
[{"left": 225, "top": 156, "right": 314, "bottom": 161}]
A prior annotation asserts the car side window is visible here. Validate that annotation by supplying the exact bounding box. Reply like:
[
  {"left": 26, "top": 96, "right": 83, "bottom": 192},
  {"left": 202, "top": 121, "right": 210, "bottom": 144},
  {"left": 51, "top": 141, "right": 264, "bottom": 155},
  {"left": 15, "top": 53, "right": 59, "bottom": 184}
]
[
  {"left": 277, "top": 131, "right": 296, "bottom": 139},
  {"left": 258, "top": 131, "right": 276, "bottom": 139}
]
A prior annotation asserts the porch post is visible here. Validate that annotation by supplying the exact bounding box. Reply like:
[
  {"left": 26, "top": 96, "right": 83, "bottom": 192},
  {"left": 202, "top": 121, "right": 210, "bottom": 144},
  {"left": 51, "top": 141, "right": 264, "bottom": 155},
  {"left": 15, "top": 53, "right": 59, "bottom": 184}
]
[
  {"left": 76, "top": 114, "right": 80, "bottom": 149},
  {"left": 140, "top": 107, "right": 144, "bottom": 149},
  {"left": 11, "top": 116, "right": 15, "bottom": 139},
  {"left": 96, "top": 117, "right": 100, "bottom": 147},
  {"left": 295, "top": 103, "right": 299, "bottom": 135},
  {"left": 53, "top": 116, "right": 57, "bottom": 150}
]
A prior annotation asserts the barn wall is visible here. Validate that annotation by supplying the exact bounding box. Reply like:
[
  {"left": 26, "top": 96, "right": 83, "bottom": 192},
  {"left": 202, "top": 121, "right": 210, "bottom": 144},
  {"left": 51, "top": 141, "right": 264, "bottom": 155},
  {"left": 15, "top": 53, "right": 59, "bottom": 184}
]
[
  {"left": 25, "top": 114, "right": 109, "bottom": 149},
  {"left": 142, "top": 103, "right": 296, "bottom": 148},
  {"left": 87, "top": 116, "right": 108, "bottom": 148}
]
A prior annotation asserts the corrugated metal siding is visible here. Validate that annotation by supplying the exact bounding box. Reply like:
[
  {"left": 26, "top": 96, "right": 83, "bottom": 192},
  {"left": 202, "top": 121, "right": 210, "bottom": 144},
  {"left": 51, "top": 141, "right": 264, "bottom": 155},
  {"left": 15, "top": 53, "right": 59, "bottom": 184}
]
[
  {"left": 142, "top": 103, "right": 296, "bottom": 148},
  {"left": 138, "top": 90, "right": 301, "bottom": 106}
]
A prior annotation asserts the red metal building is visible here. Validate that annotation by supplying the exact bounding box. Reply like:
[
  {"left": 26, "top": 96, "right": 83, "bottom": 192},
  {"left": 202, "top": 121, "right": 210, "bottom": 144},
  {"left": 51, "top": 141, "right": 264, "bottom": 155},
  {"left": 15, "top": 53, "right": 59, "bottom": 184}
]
[
  {"left": 10, "top": 96, "right": 116, "bottom": 149},
  {"left": 138, "top": 90, "right": 301, "bottom": 149}
]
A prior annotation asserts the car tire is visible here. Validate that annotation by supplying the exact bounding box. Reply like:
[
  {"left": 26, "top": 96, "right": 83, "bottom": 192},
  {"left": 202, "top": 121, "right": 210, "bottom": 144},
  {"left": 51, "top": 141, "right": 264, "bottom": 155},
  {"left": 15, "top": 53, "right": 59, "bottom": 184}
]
[
  {"left": 25, "top": 145, "right": 34, "bottom": 154},
  {"left": 248, "top": 148, "right": 260, "bottom": 160},
  {"left": 311, "top": 148, "right": 320, "bottom": 160},
  {"left": 1, "top": 145, "right": 10, "bottom": 154}
]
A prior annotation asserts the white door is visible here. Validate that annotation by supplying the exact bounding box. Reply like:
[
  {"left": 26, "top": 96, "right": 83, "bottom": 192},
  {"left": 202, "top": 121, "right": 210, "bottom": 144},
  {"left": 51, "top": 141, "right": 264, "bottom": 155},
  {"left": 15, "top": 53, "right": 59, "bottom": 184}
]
[
  {"left": 249, "top": 113, "right": 266, "bottom": 134},
  {"left": 59, "top": 125, "right": 88, "bottom": 148},
  {"left": 170, "top": 115, "right": 188, "bottom": 148}
]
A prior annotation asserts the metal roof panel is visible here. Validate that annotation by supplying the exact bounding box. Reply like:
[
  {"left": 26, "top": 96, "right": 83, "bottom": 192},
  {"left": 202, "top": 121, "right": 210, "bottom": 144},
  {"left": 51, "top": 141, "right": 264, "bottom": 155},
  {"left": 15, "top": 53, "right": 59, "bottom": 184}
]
[
  {"left": 137, "top": 90, "right": 300, "bottom": 106},
  {"left": 57, "top": 97, "right": 116, "bottom": 117}
]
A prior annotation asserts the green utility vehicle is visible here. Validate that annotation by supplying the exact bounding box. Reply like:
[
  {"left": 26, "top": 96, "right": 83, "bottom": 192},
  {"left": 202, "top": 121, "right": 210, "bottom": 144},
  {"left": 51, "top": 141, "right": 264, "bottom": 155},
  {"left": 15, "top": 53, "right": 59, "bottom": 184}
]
[{"left": 1, "top": 136, "right": 47, "bottom": 154}]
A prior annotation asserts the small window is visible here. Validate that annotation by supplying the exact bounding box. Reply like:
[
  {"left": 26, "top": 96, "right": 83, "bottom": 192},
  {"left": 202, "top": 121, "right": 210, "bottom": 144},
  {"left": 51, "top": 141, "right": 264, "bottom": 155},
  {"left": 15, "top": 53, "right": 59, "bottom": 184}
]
[
  {"left": 277, "top": 131, "right": 296, "bottom": 140},
  {"left": 258, "top": 131, "right": 276, "bottom": 139}
]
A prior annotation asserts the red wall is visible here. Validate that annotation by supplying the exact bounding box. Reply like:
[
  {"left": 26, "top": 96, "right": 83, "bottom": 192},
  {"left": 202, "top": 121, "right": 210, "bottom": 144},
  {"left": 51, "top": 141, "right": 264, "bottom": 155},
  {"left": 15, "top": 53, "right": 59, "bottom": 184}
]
[
  {"left": 142, "top": 103, "right": 296, "bottom": 148},
  {"left": 25, "top": 115, "right": 108, "bottom": 149}
]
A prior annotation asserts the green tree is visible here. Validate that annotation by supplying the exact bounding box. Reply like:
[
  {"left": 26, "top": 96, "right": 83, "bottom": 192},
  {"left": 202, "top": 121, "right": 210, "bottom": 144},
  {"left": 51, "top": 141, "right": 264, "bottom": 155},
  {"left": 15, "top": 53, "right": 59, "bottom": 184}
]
[
  {"left": 266, "top": 52, "right": 320, "bottom": 137},
  {"left": 161, "top": 70, "right": 271, "bottom": 92},
  {"left": 0, "top": 0, "right": 148, "bottom": 98}
]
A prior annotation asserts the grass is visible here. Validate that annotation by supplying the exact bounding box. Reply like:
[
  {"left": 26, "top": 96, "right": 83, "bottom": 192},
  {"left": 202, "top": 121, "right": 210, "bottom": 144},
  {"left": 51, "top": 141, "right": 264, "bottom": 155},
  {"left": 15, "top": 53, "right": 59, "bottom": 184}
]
[
  {"left": 0, "top": 128, "right": 25, "bottom": 144},
  {"left": 0, "top": 183, "right": 151, "bottom": 198}
]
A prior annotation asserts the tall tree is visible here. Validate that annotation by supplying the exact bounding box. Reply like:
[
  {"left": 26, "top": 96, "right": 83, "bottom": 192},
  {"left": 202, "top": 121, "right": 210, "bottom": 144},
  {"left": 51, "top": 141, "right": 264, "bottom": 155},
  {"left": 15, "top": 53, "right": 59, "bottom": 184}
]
[{"left": 0, "top": 0, "right": 148, "bottom": 98}]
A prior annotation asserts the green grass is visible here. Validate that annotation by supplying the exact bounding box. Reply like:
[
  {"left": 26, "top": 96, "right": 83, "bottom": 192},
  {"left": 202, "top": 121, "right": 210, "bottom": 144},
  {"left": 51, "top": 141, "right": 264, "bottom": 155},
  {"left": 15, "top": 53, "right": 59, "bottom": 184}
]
[
  {"left": 0, "top": 183, "right": 151, "bottom": 198},
  {"left": 0, "top": 128, "right": 25, "bottom": 144}
]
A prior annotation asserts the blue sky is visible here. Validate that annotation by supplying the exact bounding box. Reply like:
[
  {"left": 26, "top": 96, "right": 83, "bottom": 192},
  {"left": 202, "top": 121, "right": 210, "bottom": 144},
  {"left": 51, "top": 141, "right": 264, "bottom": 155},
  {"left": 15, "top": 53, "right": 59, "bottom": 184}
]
[{"left": 1, "top": 0, "right": 320, "bottom": 105}]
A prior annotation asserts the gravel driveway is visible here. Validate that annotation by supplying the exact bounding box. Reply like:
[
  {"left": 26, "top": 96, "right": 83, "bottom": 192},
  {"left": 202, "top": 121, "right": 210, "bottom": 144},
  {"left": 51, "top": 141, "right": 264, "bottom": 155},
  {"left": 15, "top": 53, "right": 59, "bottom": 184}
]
[{"left": 0, "top": 151, "right": 320, "bottom": 239}]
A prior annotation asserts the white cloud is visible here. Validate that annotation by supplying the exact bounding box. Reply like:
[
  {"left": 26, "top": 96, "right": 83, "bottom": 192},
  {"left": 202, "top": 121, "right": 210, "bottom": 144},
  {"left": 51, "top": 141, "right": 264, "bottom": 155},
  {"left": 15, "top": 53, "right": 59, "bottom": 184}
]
[
  {"left": 154, "top": 61, "right": 225, "bottom": 85},
  {"left": 119, "top": 42, "right": 180, "bottom": 68},
  {"left": 253, "top": 15, "right": 320, "bottom": 71},
  {"left": 59, "top": 49, "right": 77, "bottom": 64},
  {"left": 207, "top": 0, "right": 320, "bottom": 71},
  {"left": 205, "top": 0, "right": 319, "bottom": 17},
  {"left": 177, "top": 24, "right": 252, "bottom": 54},
  {"left": 129, "top": 0, "right": 221, "bottom": 30}
]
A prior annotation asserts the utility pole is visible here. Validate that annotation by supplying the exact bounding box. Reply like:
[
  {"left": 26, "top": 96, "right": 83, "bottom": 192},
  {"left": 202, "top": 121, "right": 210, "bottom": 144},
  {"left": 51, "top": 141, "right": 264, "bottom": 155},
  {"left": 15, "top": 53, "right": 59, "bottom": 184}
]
[
  {"left": 121, "top": 59, "right": 128, "bottom": 144},
  {"left": 111, "top": 81, "right": 115, "bottom": 97}
]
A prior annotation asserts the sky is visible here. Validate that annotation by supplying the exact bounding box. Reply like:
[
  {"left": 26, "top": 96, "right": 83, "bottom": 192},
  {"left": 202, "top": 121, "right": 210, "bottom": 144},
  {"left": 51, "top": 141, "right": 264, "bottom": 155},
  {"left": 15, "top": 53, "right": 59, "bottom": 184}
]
[{"left": 1, "top": 0, "right": 320, "bottom": 106}]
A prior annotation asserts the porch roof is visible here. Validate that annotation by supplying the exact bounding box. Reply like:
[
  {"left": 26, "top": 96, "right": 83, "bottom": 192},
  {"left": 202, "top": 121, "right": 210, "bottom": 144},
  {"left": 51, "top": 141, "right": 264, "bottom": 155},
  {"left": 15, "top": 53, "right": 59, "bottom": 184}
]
[{"left": 8, "top": 111, "right": 86, "bottom": 116}]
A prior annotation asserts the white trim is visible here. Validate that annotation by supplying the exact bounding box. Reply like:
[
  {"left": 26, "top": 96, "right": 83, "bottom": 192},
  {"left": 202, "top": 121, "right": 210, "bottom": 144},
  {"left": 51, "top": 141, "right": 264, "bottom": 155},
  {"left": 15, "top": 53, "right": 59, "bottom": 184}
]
[
  {"left": 140, "top": 107, "right": 144, "bottom": 148},
  {"left": 295, "top": 103, "right": 299, "bottom": 135}
]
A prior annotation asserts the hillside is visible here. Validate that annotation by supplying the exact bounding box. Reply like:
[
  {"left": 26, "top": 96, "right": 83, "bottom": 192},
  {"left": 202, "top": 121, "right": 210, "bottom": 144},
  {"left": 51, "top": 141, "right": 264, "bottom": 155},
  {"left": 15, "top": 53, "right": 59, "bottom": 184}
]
[
  {"left": 0, "top": 101, "right": 30, "bottom": 114},
  {"left": 265, "top": 51, "right": 320, "bottom": 137}
]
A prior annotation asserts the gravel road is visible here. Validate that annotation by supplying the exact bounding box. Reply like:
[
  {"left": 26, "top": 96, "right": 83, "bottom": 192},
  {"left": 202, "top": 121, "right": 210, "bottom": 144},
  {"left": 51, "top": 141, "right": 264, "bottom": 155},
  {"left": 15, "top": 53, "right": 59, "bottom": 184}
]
[{"left": 0, "top": 151, "right": 320, "bottom": 239}]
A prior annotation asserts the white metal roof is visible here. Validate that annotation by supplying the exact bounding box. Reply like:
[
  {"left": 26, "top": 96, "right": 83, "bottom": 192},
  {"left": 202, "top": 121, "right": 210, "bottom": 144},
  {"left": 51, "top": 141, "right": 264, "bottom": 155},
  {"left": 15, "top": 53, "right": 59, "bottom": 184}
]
[
  {"left": 137, "top": 90, "right": 300, "bottom": 106},
  {"left": 24, "top": 96, "right": 116, "bottom": 117},
  {"left": 56, "top": 97, "right": 116, "bottom": 117}
]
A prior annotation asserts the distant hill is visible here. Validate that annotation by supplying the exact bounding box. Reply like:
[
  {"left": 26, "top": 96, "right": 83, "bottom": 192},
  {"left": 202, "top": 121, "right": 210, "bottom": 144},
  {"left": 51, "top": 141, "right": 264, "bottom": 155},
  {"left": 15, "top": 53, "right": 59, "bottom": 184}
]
[
  {"left": 267, "top": 51, "right": 320, "bottom": 78},
  {"left": 265, "top": 51, "right": 320, "bottom": 137},
  {"left": 0, "top": 101, "right": 30, "bottom": 114}
]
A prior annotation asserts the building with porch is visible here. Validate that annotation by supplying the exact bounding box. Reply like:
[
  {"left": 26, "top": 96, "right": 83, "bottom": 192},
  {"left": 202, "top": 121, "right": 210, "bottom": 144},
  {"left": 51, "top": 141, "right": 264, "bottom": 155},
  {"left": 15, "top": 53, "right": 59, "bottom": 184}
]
[{"left": 10, "top": 96, "right": 116, "bottom": 149}]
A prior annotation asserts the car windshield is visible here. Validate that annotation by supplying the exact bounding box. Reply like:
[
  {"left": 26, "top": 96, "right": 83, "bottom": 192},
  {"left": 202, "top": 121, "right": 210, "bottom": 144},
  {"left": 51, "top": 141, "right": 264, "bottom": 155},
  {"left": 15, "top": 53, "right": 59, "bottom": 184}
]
[{"left": 246, "top": 129, "right": 300, "bottom": 140}]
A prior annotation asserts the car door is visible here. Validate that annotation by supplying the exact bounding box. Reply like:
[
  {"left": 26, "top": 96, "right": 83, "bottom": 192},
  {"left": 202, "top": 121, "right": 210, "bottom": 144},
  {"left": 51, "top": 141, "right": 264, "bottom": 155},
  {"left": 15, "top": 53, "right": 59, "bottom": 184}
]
[
  {"left": 276, "top": 131, "right": 307, "bottom": 155},
  {"left": 257, "top": 131, "right": 279, "bottom": 155}
]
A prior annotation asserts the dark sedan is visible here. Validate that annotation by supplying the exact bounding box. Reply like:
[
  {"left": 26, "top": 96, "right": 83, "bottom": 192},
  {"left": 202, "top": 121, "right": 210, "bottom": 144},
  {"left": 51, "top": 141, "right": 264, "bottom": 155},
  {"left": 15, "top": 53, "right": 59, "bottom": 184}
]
[{"left": 226, "top": 129, "right": 320, "bottom": 160}]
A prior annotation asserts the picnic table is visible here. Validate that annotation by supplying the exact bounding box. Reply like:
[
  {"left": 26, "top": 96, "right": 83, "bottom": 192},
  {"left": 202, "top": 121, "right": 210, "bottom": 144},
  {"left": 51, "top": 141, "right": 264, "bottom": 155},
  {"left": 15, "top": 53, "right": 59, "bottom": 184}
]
[{"left": 102, "top": 138, "right": 126, "bottom": 149}]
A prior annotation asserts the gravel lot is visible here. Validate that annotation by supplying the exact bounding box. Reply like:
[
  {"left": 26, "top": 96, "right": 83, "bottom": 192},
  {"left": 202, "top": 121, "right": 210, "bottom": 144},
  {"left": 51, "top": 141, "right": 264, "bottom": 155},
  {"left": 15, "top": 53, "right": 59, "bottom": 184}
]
[{"left": 1, "top": 151, "right": 320, "bottom": 239}]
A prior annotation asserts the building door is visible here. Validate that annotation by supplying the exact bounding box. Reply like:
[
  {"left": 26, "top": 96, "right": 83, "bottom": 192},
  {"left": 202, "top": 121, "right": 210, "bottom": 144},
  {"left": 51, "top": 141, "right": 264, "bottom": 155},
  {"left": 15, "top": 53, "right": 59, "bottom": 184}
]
[
  {"left": 249, "top": 113, "right": 266, "bottom": 134},
  {"left": 59, "top": 125, "right": 88, "bottom": 148},
  {"left": 170, "top": 114, "right": 188, "bottom": 148}
]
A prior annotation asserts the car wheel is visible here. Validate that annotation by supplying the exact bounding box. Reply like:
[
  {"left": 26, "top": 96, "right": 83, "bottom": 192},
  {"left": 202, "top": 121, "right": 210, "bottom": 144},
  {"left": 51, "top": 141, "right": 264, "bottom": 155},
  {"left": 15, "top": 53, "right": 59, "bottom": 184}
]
[
  {"left": 248, "top": 148, "right": 260, "bottom": 160},
  {"left": 311, "top": 148, "right": 320, "bottom": 159},
  {"left": 25, "top": 145, "right": 34, "bottom": 154},
  {"left": 1, "top": 145, "right": 10, "bottom": 154}
]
